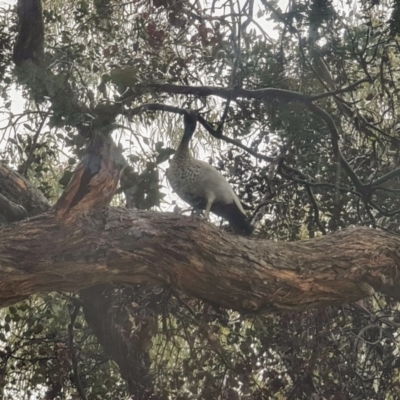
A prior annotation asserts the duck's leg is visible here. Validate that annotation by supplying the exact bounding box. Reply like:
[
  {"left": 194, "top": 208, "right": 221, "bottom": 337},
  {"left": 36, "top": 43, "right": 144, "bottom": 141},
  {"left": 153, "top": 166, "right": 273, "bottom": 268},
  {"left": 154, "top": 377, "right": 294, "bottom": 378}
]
[{"left": 204, "top": 192, "right": 216, "bottom": 220}]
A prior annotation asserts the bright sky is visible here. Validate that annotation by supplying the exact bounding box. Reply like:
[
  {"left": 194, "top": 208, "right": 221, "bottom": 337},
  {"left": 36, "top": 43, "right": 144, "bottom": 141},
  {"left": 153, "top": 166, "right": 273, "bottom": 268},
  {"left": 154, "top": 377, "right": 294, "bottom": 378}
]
[{"left": 0, "top": 0, "right": 15, "bottom": 8}]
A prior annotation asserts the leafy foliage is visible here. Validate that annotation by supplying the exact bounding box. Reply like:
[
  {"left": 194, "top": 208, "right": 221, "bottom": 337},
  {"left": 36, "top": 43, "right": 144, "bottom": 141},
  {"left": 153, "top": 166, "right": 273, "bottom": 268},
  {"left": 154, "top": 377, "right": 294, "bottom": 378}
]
[{"left": 2, "top": 0, "right": 400, "bottom": 399}]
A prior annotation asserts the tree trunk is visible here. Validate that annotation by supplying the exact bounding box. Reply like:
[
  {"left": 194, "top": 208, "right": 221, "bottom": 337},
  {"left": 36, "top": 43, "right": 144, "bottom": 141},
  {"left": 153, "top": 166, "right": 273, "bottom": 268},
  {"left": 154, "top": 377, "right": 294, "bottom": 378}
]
[
  {"left": 1, "top": 208, "right": 399, "bottom": 312},
  {"left": 80, "top": 285, "right": 155, "bottom": 398}
]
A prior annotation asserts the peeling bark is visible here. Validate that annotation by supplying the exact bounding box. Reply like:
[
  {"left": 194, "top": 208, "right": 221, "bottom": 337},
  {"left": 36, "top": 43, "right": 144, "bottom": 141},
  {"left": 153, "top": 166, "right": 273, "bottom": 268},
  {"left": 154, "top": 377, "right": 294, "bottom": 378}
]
[{"left": 1, "top": 208, "right": 399, "bottom": 312}]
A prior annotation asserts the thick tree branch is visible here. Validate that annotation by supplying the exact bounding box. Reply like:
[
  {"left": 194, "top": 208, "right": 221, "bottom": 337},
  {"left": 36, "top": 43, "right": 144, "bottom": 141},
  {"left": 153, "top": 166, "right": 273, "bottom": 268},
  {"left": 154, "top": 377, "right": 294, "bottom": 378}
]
[
  {"left": 125, "top": 83, "right": 311, "bottom": 104},
  {"left": 127, "top": 104, "right": 275, "bottom": 162},
  {"left": 0, "top": 208, "right": 399, "bottom": 312},
  {"left": 0, "top": 194, "right": 28, "bottom": 224},
  {"left": 371, "top": 167, "right": 400, "bottom": 188},
  {"left": 0, "top": 163, "right": 49, "bottom": 218},
  {"left": 309, "top": 78, "right": 372, "bottom": 101},
  {"left": 127, "top": 83, "right": 364, "bottom": 190},
  {"left": 13, "top": 0, "right": 44, "bottom": 66},
  {"left": 80, "top": 286, "right": 154, "bottom": 397}
]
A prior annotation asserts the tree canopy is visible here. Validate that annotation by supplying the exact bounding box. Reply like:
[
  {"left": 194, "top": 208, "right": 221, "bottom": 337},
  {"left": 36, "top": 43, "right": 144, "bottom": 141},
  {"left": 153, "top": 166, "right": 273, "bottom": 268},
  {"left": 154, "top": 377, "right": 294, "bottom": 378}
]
[{"left": 2, "top": 0, "right": 400, "bottom": 398}]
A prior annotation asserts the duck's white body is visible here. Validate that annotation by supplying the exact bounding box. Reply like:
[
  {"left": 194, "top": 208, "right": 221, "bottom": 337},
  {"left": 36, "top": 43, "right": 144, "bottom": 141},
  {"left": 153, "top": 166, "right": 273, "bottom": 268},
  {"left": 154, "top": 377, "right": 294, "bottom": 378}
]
[{"left": 166, "top": 111, "right": 253, "bottom": 236}]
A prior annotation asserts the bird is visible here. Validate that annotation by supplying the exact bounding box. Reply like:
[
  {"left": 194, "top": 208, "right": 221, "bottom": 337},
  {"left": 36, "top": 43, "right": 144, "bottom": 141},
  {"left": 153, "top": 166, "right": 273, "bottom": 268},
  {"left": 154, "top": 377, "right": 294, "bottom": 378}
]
[{"left": 166, "top": 110, "right": 253, "bottom": 236}]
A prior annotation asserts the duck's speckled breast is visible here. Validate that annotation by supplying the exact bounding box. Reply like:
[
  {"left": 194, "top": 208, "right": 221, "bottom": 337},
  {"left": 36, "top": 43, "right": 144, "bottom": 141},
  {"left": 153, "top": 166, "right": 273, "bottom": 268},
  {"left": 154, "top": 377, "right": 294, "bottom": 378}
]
[{"left": 167, "top": 154, "right": 203, "bottom": 197}]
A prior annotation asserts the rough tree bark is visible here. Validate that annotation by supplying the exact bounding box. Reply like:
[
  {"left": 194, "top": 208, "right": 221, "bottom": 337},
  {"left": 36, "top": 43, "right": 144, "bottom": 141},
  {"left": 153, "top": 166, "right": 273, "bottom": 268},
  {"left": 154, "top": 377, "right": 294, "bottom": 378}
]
[
  {"left": 1, "top": 159, "right": 399, "bottom": 314},
  {"left": 0, "top": 160, "right": 158, "bottom": 397},
  {"left": 0, "top": 163, "right": 49, "bottom": 221},
  {"left": 1, "top": 206, "right": 399, "bottom": 312},
  {"left": 1, "top": 162, "right": 397, "bottom": 314}
]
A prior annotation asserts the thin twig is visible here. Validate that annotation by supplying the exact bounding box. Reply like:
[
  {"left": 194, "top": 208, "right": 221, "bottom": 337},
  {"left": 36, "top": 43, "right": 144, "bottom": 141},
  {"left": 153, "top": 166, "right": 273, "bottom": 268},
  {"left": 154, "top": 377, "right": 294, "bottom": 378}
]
[
  {"left": 305, "top": 185, "right": 327, "bottom": 235},
  {"left": 23, "top": 109, "right": 49, "bottom": 177},
  {"left": 68, "top": 305, "right": 87, "bottom": 400},
  {"left": 217, "top": 0, "right": 243, "bottom": 134}
]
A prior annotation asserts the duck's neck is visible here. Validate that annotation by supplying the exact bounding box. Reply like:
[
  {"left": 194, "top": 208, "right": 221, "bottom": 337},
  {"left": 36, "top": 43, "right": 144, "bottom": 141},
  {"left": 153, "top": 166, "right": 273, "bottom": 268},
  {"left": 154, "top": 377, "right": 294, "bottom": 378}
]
[{"left": 176, "top": 116, "right": 196, "bottom": 154}]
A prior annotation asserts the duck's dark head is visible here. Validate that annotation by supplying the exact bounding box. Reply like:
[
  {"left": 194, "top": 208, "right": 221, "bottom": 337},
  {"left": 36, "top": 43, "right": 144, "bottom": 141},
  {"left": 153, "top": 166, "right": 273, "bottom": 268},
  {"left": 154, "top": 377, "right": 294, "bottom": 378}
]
[{"left": 183, "top": 110, "right": 197, "bottom": 138}]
